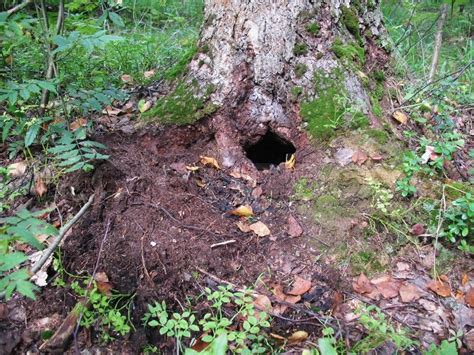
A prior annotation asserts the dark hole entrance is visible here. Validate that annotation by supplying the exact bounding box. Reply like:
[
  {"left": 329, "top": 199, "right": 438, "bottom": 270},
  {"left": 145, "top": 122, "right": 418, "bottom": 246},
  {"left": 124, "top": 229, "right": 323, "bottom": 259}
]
[{"left": 245, "top": 131, "right": 296, "bottom": 170}]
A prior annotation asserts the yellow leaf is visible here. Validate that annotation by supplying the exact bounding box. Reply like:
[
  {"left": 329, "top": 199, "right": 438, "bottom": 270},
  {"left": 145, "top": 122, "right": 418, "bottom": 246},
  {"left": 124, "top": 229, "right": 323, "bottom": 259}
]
[
  {"left": 236, "top": 220, "right": 251, "bottom": 233},
  {"left": 285, "top": 154, "right": 296, "bottom": 170},
  {"left": 70, "top": 118, "right": 87, "bottom": 131},
  {"left": 249, "top": 221, "right": 270, "bottom": 237},
  {"left": 200, "top": 156, "right": 220, "bottom": 169},
  {"left": 288, "top": 330, "right": 308, "bottom": 343},
  {"left": 121, "top": 74, "right": 132, "bottom": 83},
  {"left": 230, "top": 205, "right": 253, "bottom": 217},
  {"left": 392, "top": 110, "right": 408, "bottom": 124},
  {"left": 185, "top": 165, "right": 199, "bottom": 172},
  {"left": 144, "top": 69, "right": 156, "bottom": 79}
]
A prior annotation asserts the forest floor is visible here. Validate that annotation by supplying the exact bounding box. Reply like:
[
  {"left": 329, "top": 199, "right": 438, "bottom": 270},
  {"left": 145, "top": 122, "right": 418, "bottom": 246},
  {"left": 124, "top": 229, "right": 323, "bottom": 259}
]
[{"left": 2, "top": 93, "right": 473, "bottom": 353}]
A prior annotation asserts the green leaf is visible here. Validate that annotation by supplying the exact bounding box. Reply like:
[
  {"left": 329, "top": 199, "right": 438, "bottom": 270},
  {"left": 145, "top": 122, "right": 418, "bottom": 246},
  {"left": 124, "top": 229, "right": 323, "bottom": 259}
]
[
  {"left": 0, "top": 252, "right": 27, "bottom": 271},
  {"left": 48, "top": 143, "right": 76, "bottom": 154},
  {"left": 16, "top": 279, "right": 39, "bottom": 299},
  {"left": 65, "top": 162, "right": 86, "bottom": 173},
  {"left": 2, "top": 120, "right": 14, "bottom": 142},
  {"left": 25, "top": 123, "right": 40, "bottom": 147},
  {"left": 108, "top": 12, "right": 125, "bottom": 27},
  {"left": 318, "top": 338, "right": 337, "bottom": 355}
]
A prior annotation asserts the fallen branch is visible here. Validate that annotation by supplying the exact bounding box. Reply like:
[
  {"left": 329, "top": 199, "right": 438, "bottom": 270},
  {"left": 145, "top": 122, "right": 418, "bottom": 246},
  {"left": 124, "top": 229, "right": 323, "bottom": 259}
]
[
  {"left": 5, "top": 0, "right": 32, "bottom": 16},
  {"left": 428, "top": 4, "right": 448, "bottom": 82},
  {"left": 31, "top": 194, "right": 95, "bottom": 274},
  {"left": 211, "top": 239, "right": 236, "bottom": 248}
]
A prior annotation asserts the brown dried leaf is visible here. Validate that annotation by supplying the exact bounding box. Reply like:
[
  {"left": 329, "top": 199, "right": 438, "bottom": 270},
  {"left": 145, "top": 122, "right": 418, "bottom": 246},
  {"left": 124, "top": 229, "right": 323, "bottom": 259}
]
[
  {"left": 352, "top": 150, "right": 368, "bottom": 166},
  {"left": 287, "top": 215, "right": 303, "bottom": 238},
  {"left": 185, "top": 165, "right": 199, "bottom": 172},
  {"left": 288, "top": 330, "right": 308, "bottom": 343},
  {"left": 34, "top": 176, "right": 47, "bottom": 197},
  {"left": 270, "top": 333, "right": 286, "bottom": 341},
  {"left": 69, "top": 118, "right": 87, "bottom": 131},
  {"left": 410, "top": 223, "right": 425, "bottom": 236},
  {"left": 236, "top": 220, "right": 251, "bottom": 233},
  {"left": 200, "top": 155, "right": 220, "bottom": 169},
  {"left": 143, "top": 69, "right": 156, "bottom": 79},
  {"left": 353, "top": 273, "right": 374, "bottom": 294},
  {"left": 253, "top": 295, "right": 272, "bottom": 313},
  {"left": 371, "top": 154, "right": 383, "bottom": 162},
  {"left": 462, "top": 273, "right": 469, "bottom": 286},
  {"left": 94, "top": 272, "right": 109, "bottom": 283},
  {"left": 249, "top": 221, "right": 270, "bottom": 237},
  {"left": 230, "top": 205, "right": 253, "bottom": 217},
  {"left": 373, "top": 278, "right": 400, "bottom": 299},
  {"left": 102, "top": 105, "right": 122, "bottom": 115},
  {"left": 392, "top": 110, "right": 408, "bottom": 124},
  {"left": 465, "top": 288, "right": 474, "bottom": 308},
  {"left": 288, "top": 276, "right": 312, "bottom": 296},
  {"left": 427, "top": 280, "right": 451, "bottom": 298},
  {"left": 7, "top": 161, "right": 27, "bottom": 177},
  {"left": 121, "top": 74, "right": 132, "bottom": 83},
  {"left": 399, "top": 282, "right": 422, "bottom": 302}
]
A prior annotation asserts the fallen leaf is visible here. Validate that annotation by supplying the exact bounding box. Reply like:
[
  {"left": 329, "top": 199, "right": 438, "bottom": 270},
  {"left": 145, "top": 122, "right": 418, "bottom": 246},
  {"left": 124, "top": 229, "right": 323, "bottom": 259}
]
[
  {"left": 353, "top": 273, "right": 374, "bottom": 294},
  {"left": 230, "top": 205, "right": 253, "bottom": 217},
  {"left": 288, "top": 330, "right": 308, "bottom": 343},
  {"left": 195, "top": 178, "right": 206, "bottom": 187},
  {"left": 252, "top": 186, "right": 263, "bottom": 198},
  {"left": 370, "top": 154, "right": 383, "bottom": 162},
  {"left": 190, "top": 334, "right": 210, "bottom": 352},
  {"left": 399, "top": 282, "right": 422, "bottom": 302},
  {"left": 270, "top": 333, "right": 286, "bottom": 341},
  {"left": 253, "top": 295, "right": 272, "bottom": 313},
  {"left": 200, "top": 155, "right": 220, "bottom": 169},
  {"left": 186, "top": 165, "right": 199, "bottom": 172},
  {"left": 372, "top": 277, "right": 400, "bottom": 299},
  {"left": 94, "top": 273, "right": 109, "bottom": 283},
  {"left": 70, "top": 118, "right": 87, "bottom": 131},
  {"left": 34, "top": 176, "right": 47, "bottom": 197},
  {"left": 122, "top": 101, "right": 134, "bottom": 113},
  {"left": 272, "top": 285, "right": 301, "bottom": 315},
  {"left": 97, "top": 281, "right": 113, "bottom": 295},
  {"left": 421, "top": 146, "right": 435, "bottom": 164},
  {"left": 102, "top": 105, "right": 122, "bottom": 115},
  {"left": 138, "top": 99, "right": 152, "bottom": 113},
  {"left": 249, "top": 221, "right": 270, "bottom": 237},
  {"left": 462, "top": 273, "right": 469, "bottom": 286},
  {"left": 288, "top": 276, "right": 312, "bottom": 296},
  {"left": 144, "top": 69, "right": 156, "bottom": 79},
  {"left": 392, "top": 110, "right": 408, "bottom": 124},
  {"left": 8, "top": 161, "right": 27, "bottom": 177},
  {"left": 465, "top": 288, "right": 474, "bottom": 308},
  {"left": 287, "top": 215, "right": 303, "bottom": 238},
  {"left": 427, "top": 280, "right": 451, "bottom": 298},
  {"left": 352, "top": 150, "right": 368, "bottom": 166},
  {"left": 236, "top": 220, "right": 251, "bottom": 233},
  {"left": 410, "top": 223, "right": 425, "bottom": 236},
  {"left": 396, "top": 262, "right": 410, "bottom": 271},
  {"left": 285, "top": 154, "right": 296, "bottom": 170},
  {"left": 121, "top": 74, "right": 132, "bottom": 83}
]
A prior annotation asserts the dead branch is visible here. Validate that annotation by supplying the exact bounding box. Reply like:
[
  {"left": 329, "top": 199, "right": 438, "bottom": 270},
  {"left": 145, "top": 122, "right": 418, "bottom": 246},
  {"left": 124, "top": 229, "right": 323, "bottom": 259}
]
[
  {"left": 5, "top": 0, "right": 32, "bottom": 16},
  {"left": 31, "top": 194, "right": 95, "bottom": 274},
  {"left": 210, "top": 239, "right": 236, "bottom": 248},
  {"left": 428, "top": 4, "right": 448, "bottom": 82}
]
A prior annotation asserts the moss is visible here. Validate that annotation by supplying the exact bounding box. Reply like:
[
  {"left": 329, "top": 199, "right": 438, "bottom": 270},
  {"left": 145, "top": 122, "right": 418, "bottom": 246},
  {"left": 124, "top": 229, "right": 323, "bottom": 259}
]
[
  {"left": 373, "top": 82, "right": 384, "bottom": 100},
  {"left": 143, "top": 83, "right": 217, "bottom": 125},
  {"left": 367, "top": 129, "right": 389, "bottom": 145},
  {"left": 370, "top": 96, "right": 383, "bottom": 118},
  {"left": 295, "top": 63, "right": 308, "bottom": 78},
  {"left": 294, "top": 42, "right": 308, "bottom": 56},
  {"left": 445, "top": 181, "right": 474, "bottom": 200},
  {"left": 305, "top": 22, "right": 320, "bottom": 36},
  {"left": 293, "top": 177, "right": 317, "bottom": 201},
  {"left": 301, "top": 69, "right": 348, "bottom": 139},
  {"left": 351, "top": 250, "right": 388, "bottom": 275},
  {"left": 373, "top": 69, "right": 385, "bottom": 83},
  {"left": 349, "top": 111, "right": 370, "bottom": 129},
  {"left": 164, "top": 45, "right": 197, "bottom": 80},
  {"left": 331, "top": 37, "right": 365, "bottom": 64},
  {"left": 341, "top": 6, "right": 361, "bottom": 41},
  {"left": 291, "top": 86, "right": 303, "bottom": 100},
  {"left": 367, "top": 0, "right": 376, "bottom": 11}
]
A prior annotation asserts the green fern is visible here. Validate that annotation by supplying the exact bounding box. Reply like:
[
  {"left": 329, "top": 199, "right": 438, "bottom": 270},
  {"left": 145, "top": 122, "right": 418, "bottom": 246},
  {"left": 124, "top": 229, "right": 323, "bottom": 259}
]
[{"left": 48, "top": 128, "right": 109, "bottom": 173}]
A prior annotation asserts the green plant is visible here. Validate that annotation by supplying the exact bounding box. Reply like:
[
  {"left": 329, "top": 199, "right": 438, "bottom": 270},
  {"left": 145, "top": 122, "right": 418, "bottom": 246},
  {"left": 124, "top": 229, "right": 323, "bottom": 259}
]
[
  {"left": 305, "top": 22, "right": 320, "bottom": 36},
  {"left": 0, "top": 208, "right": 58, "bottom": 299},
  {"left": 72, "top": 280, "right": 134, "bottom": 343},
  {"left": 366, "top": 178, "right": 394, "bottom": 214},
  {"left": 424, "top": 339, "right": 458, "bottom": 355},
  {"left": 442, "top": 193, "right": 474, "bottom": 252},
  {"left": 48, "top": 127, "right": 109, "bottom": 173},
  {"left": 396, "top": 151, "right": 421, "bottom": 197},
  {"left": 294, "top": 42, "right": 308, "bottom": 56},
  {"left": 143, "top": 300, "right": 199, "bottom": 351},
  {"left": 293, "top": 177, "right": 317, "bottom": 201},
  {"left": 352, "top": 305, "right": 417, "bottom": 352}
]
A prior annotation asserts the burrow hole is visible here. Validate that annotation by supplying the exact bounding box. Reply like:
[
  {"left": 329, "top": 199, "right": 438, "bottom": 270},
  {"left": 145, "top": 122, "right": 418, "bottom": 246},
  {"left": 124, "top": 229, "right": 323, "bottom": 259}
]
[{"left": 245, "top": 131, "right": 296, "bottom": 170}]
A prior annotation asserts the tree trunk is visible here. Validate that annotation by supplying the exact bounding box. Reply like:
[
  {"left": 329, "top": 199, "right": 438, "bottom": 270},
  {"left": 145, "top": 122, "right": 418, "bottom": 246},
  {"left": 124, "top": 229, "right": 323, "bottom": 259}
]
[{"left": 181, "top": 0, "right": 387, "bottom": 170}]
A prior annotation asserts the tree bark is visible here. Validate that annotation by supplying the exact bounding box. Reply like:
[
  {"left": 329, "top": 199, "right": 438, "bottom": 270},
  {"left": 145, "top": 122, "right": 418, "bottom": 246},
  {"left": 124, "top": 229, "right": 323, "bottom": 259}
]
[
  {"left": 182, "top": 0, "right": 387, "bottom": 170},
  {"left": 428, "top": 4, "right": 448, "bottom": 83}
]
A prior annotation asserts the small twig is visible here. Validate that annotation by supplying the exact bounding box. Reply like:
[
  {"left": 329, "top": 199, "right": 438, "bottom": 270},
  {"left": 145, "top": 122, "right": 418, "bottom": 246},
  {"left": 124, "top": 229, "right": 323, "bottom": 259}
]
[
  {"left": 210, "top": 239, "right": 236, "bottom": 248},
  {"left": 31, "top": 194, "right": 94, "bottom": 274}
]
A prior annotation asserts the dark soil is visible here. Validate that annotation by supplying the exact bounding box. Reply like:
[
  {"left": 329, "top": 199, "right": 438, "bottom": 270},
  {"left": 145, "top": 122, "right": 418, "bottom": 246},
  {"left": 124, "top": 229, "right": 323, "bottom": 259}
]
[{"left": 2, "top": 123, "right": 345, "bottom": 353}]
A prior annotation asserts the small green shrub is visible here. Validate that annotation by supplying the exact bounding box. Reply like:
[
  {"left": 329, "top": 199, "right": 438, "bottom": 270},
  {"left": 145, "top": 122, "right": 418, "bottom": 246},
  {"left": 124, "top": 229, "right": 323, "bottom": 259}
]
[
  {"left": 305, "top": 22, "right": 320, "bottom": 36},
  {"left": 295, "top": 63, "right": 308, "bottom": 78},
  {"left": 294, "top": 42, "right": 308, "bottom": 56}
]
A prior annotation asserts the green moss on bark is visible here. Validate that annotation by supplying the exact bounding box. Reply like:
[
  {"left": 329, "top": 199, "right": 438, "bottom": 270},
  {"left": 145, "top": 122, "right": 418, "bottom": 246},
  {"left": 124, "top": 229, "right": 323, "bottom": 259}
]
[
  {"left": 295, "top": 63, "right": 308, "bottom": 78},
  {"left": 341, "top": 6, "right": 361, "bottom": 41},
  {"left": 331, "top": 38, "right": 365, "bottom": 64}
]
